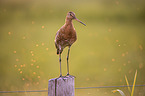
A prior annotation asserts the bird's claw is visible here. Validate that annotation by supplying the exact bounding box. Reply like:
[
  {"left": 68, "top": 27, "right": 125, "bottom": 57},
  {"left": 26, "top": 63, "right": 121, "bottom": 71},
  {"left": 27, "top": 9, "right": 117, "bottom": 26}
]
[
  {"left": 56, "top": 75, "right": 66, "bottom": 81},
  {"left": 65, "top": 74, "right": 76, "bottom": 78}
]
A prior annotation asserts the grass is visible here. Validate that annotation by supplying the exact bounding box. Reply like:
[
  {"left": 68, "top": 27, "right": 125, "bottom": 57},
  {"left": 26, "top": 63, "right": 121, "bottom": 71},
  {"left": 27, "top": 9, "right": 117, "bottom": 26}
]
[
  {"left": 112, "top": 70, "right": 138, "bottom": 96},
  {"left": 125, "top": 75, "right": 131, "bottom": 94},
  {"left": 0, "top": 0, "right": 145, "bottom": 96}
]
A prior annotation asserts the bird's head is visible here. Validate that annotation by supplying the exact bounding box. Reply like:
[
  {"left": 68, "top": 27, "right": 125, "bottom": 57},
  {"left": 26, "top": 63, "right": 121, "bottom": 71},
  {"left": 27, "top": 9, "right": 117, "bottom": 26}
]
[
  {"left": 67, "top": 11, "right": 76, "bottom": 19},
  {"left": 66, "top": 11, "right": 86, "bottom": 26}
]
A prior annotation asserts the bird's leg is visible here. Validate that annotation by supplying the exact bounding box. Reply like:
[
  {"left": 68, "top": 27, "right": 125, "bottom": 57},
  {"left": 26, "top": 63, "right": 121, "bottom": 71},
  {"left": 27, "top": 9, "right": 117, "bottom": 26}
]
[
  {"left": 59, "top": 52, "right": 62, "bottom": 77},
  {"left": 66, "top": 46, "right": 70, "bottom": 75},
  {"left": 66, "top": 46, "right": 75, "bottom": 78}
]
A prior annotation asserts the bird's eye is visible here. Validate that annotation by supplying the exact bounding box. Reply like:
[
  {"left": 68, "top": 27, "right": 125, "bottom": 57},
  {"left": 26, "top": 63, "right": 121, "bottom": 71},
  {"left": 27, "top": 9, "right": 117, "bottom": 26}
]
[{"left": 70, "top": 13, "right": 72, "bottom": 16}]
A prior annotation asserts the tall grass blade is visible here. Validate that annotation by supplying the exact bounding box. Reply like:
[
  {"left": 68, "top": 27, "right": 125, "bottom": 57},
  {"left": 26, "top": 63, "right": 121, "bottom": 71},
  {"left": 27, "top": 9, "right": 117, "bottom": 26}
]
[
  {"left": 125, "top": 75, "right": 131, "bottom": 94},
  {"left": 131, "top": 70, "right": 137, "bottom": 96},
  {"left": 112, "top": 89, "right": 126, "bottom": 96}
]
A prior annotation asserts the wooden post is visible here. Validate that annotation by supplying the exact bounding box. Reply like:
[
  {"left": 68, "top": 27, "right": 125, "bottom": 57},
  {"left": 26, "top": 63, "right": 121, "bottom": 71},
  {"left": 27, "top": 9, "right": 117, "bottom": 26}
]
[{"left": 48, "top": 76, "right": 75, "bottom": 96}]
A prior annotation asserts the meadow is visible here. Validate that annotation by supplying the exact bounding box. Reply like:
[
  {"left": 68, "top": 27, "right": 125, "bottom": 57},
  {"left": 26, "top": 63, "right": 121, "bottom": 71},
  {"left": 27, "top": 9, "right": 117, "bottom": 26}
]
[{"left": 0, "top": 0, "right": 145, "bottom": 96}]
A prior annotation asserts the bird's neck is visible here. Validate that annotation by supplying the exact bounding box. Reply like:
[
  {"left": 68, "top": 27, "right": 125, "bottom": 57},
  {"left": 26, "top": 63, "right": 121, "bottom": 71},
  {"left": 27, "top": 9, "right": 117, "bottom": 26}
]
[{"left": 65, "top": 18, "right": 73, "bottom": 26}]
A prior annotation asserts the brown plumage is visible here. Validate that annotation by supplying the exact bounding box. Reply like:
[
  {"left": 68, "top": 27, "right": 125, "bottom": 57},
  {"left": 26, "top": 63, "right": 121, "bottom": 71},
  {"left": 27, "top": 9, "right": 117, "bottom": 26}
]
[{"left": 55, "top": 11, "right": 86, "bottom": 77}]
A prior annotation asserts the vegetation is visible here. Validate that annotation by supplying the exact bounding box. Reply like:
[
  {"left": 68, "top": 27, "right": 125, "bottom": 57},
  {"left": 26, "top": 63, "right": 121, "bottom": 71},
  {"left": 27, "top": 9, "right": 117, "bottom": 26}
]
[
  {"left": 0, "top": 0, "right": 145, "bottom": 96},
  {"left": 112, "top": 70, "right": 137, "bottom": 96}
]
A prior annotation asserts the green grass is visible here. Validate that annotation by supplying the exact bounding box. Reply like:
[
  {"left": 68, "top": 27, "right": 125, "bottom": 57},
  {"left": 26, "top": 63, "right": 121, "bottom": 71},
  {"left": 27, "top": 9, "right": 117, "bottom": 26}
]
[{"left": 0, "top": 0, "right": 145, "bottom": 96}]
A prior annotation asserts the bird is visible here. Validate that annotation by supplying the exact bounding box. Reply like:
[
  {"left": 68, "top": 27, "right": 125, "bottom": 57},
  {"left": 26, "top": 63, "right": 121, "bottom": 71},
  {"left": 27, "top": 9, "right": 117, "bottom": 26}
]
[{"left": 55, "top": 11, "right": 86, "bottom": 77}]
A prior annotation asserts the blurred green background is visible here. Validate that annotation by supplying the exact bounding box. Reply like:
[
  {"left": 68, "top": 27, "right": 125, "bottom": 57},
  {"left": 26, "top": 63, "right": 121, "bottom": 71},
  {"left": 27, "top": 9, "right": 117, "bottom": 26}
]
[{"left": 0, "top": 0, "right": 145, "bottom": 96}]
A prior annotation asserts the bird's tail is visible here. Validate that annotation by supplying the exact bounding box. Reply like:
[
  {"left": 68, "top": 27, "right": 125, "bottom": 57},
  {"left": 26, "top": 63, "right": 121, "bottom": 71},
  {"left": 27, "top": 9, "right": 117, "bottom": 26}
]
[
  {"left": 57, "top": 49, "right": 62, "bottom": 55},
  {"left": 57, "top": 49, "right": 59, "bottom": 54}
]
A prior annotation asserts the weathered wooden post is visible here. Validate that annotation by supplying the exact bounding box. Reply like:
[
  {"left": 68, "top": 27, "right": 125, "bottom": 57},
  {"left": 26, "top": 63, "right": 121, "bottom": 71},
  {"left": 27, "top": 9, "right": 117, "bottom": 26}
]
[{"left": 48, "top": 76, "right": 75, "bottom": 96}]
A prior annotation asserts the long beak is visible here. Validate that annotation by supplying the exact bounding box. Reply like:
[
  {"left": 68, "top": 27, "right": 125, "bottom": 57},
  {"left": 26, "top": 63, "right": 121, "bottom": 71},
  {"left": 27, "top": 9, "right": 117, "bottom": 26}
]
[{"left": 75, "top": 18, "right": 86, "bottom": 26}]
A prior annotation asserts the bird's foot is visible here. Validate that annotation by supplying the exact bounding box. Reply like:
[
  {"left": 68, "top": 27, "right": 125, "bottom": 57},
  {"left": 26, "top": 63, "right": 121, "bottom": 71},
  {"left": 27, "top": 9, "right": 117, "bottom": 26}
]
[
  {"left": 65, "top": 73, "right": 76, "bottom": 78},
  {"left": 56, "top": 75, "right": 66, "bottom": 80},
  {"left": 58, "top": 74, "right": 63, "bottom": 78}
]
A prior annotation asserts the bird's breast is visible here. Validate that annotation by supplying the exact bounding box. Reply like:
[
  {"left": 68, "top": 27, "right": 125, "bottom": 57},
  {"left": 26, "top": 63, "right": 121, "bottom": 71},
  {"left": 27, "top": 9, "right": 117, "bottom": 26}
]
[
  {"left": 55, "top": 24, "right": 77, "bottom": 49},
  {"left": 63, "top": 25, "right": 76, "bottom": 39}
]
